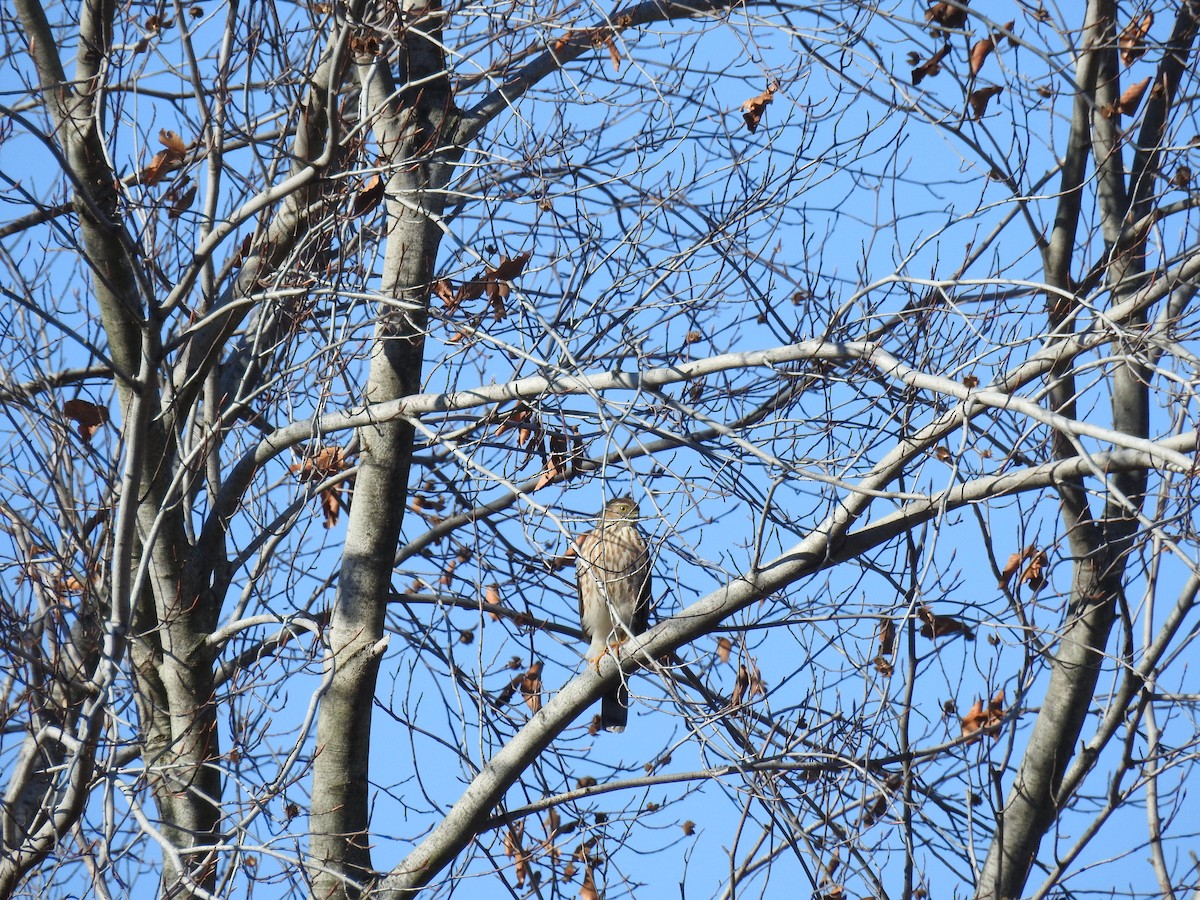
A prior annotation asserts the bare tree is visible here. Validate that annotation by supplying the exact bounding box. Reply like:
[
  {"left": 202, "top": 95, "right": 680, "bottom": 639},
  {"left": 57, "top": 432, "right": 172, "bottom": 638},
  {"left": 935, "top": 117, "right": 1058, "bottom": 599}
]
[{"left": 2, "top": 0, "right": 1200, "bottom": 898}]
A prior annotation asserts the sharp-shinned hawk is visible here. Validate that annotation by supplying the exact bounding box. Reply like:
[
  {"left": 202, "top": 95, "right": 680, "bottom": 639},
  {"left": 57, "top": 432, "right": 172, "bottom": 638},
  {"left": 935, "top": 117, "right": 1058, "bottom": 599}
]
[{"left": 576, "top": 496, "right": 652, "bottom": 733}]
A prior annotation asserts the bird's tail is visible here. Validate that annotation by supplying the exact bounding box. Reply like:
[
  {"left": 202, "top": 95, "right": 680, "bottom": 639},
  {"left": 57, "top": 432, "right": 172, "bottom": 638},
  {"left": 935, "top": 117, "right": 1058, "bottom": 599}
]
[{"left": 601, "top": 684, "right": 629, "bottom": 733}]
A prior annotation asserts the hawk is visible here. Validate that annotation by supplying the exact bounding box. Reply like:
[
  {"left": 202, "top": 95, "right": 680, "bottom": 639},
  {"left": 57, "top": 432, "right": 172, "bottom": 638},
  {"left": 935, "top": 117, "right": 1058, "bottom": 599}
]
[{"left": 576, "top": 496, "right": 652, "bottom": 733}]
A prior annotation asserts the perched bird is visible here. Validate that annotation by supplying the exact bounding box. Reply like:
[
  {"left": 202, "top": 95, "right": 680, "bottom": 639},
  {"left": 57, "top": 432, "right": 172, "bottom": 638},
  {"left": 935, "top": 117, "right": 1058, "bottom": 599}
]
[{"left": 575, "top": 496, "right": 652, "bottom": 732}]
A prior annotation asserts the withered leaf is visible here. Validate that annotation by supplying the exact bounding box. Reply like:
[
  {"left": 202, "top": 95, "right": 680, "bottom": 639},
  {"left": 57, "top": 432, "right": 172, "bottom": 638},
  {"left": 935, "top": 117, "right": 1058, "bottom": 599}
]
[
  {"left": 741, "top": 84, "right": 777, "bottom": 133},
  {"left": 535, "top": 432, "right": 570, "bottom": 489},
  {"left": 1019, "top": 548, "right": 1048, "bottom": 591},
  {"left": 434, "top": 279, "right": 457, "bottom": 310},
  {"left": 917, "top": 604, "right": 975, "bottom": 640},
  {"left": 605, "top": 36, "right": 620, "bottom": 72},
  {"left": 874, "top": 618, "right": 896, "bottom": 676},
  {"left": 167, "top": 181, "right": 197, "bottom": 219},
  {"left": 351, "top": 174, "right": 384, "bottom": 218},
  {"left": 1102, "top": 79, "right": 1151, "bottom": 118},
  {"left": 1119, "top": 11, "right": 1153, "bottom": 67},
  {"left": 63, "top": 398, "right": 110, "bottom": 442},
  {"left": 350, "top": 34, "right": 380, "bottom": 57},
  {"left": 455, "top": 275, "right": 487, "bottom": 306},
  {"left": 520, "top": 660, "right": 544, "bottom": 714},
  {"left": 682, "top": 820, "right": 695, "bottom": 836},
  {"left": 320, "top": 486, "right": 341, "bottom": 528},
  {"left": 925, "top": 0, "right": 969, "bottom": 32},
  {"left": 489, "top": 251, "right": 532, "bottom": 282},
  {"left": 494, "top": 402, "right": 534, "bottom": 437},
  {"left": 290, "top": 446, "right": 349, "bottom": 481},
  {"left": 138, "top": 130, "right": 188, "bottom": 185},
  {"left": 999, "top": 547, "right": 1027, "bottom": 587},
  {"left": 1172, "top": 166, "right": 1192, "bottom": 188},
  {"left": 911, "top": 43, "right": 951, "bottom": 86},
  {"left": 968, "top": 85, "right": 1003, "bottom": 119},
  {"left": 483, "top": 583, "right": 502, "bottom": 620},
  {"left": 504, "top": 822, "right": 523, "bottom": 858},
  {"left": 961, "top": 689, "right": 1005, "bottom": 742},
  {"left": 716, "top": 636, "right": 732, "bottom": 664},
  {"left": 731, "top": 660, "right": 765, "bottom": 707},
  {"left": 159, "top": 129, "right": 185, "bottom": 154},
  {"left": 969, "top": 36, "right": 996, "bottom": 77},
  {"left": 1117, "top": 77, "right": 1151, "bottom": 116}
]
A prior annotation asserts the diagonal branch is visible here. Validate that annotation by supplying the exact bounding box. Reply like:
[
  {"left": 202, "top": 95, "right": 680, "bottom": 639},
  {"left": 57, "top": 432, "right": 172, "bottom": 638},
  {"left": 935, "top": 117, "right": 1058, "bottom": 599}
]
[{"left": 455, "top": 0, "right": 742, "bottom": 145}]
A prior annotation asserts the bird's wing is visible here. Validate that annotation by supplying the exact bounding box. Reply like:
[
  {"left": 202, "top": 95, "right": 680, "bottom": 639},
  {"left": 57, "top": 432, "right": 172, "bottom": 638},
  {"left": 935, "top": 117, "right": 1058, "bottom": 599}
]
[
  {"left": 576, "top": 530, "right": 592, "bottom": 640},
  {"left": 634, "top": 530, "right": 652, "bottom": 635}
]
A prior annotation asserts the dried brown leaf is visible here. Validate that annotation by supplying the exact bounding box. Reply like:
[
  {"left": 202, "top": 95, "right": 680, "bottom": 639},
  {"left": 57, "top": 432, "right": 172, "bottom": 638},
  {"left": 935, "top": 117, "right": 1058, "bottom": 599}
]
[
  {"left": 166, "top": 179, "right": 197, "bottom": 219},
  {"left": 999, "top": 546, "right": 1029, "bottom": 587},
  {"left": 159, "top": 129, "right": 186, "bottom": 154},
  {"left": 520, "top": 661, "right": 544, "bottom": 714},
  {"left": 351, "top": 174, "right": 384, "bottom": 218},
  {"left": 504, "top": 823, "right": 523, "bottom": 858},
  {"left": 961, "top": 688, "right": 1006, "bottom": 742},
  {"left": 434, "top": 279, "right": 457, "bottom": 310},
  {"left": 1119, "top": 11, "right": 1154, "bottom": 67},
  {"left": 320, "top": 486, "right": 341, "bottom": 528},
  {"left": 968, "top": 85, "right": 1003, "bottom": 120},
  {"left": 290, "top": 446, "right": 349, "bottom": 481},
  {"left": 1019, "top": 548, "right": 1048, "bottom": 591},
  {"left": 62, "top": 398, "right": 110, "bottom": 443},
  {"left": 716, "top": 636, "right": 732, "bottom": 664},
  {"left": 911, "top": 43, "right": 951, "bottom": 86},
  {"left": 876, "top": 617, "right": 896, "bottom": 661},
  {"left": 969, "top": 36, "right": 995, "bottom": 77},
  {"left": 741, "top": 84, "right": 777, "bottom": 133},
  {"left": 925, "top": 0, "right": 968, "bottom": 32},
  {"left": 917, "top": 605, "right": 976, "bottom": 640},
  {"left": 605, "top": 36, "right": 620, "bottom": 72},
  {"left": 488, "top": 251, "right": 532, "bottom": 282},
  {"left": 1118, "top": 76, "right": 1151, "bottom": 116}
]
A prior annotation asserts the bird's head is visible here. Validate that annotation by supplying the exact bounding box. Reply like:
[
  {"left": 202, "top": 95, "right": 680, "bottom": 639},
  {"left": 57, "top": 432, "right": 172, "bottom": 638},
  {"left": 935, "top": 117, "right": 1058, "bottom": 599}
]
[{"left": 602, "top": 496, "right": 640, "bottom": 523}]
